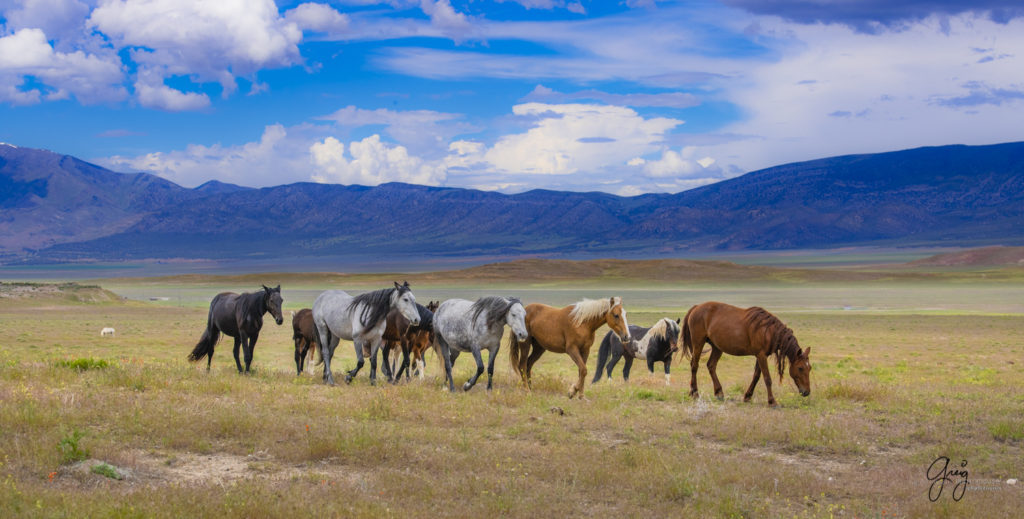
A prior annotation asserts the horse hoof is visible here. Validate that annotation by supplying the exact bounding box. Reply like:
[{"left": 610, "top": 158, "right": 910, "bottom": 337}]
[
  {"left": 344, "top": 375, "right": 353, "bottom": 385},
  {"left": 768, "top": 401, "right": 778, "bottom": 408},
  {"left": 689, "top": 391, "right": 699, "bottom": 399},
  {"left": 742, "top": 396, "right": 752, "bottom": 403},
  {"left": 715, "top": 393, "right": 724, "bottom": 401},
  {"left": 462, "top": 382, "right": 473, "bottom": 392}
]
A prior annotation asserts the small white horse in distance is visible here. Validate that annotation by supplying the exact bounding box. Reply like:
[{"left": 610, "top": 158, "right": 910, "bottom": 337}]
[{"left": 100, "top": 327, "right": 116, "bottom": 337}]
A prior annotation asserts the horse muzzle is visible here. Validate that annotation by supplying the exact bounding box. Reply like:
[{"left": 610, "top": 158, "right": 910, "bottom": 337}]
[
  {"left": 516, "top": 332, "right": 529, "bottom": 342},
  {"left": 275, "top": 317, "right": 284, "bottom": 325},
  {"left": 800, "top": 389, "right": 810, "bottom": 397},
  {"left": 410, "top": 318, "right": 421, "bottom": 326}
]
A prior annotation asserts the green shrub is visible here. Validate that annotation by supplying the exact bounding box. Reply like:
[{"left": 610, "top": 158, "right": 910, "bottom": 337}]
[
  {"left": 54, "top": 358, "right": 110, "bottom": 371},
  {"left": 58, "top": 429, "right": 88, "bottom": 464}
]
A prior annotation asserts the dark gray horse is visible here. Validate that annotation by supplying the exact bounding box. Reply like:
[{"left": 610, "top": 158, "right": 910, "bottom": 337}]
[
  {"left": 433, "top": 296, "right": 528, "bottom": 392},
  {"left": 312, "top": 282, "right": 420, "bottom": 386},
  {"left": 188, "top": 285, "right": 284, "bottom": 373}
]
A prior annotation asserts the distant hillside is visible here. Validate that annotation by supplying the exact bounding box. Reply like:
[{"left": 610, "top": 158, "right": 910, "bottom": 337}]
[
  {"left": 909, "top": 246, "right": 1024, "bottom": 267},
  {"left": 2, "top": 141, "right": 1024, "bottom": 263}
]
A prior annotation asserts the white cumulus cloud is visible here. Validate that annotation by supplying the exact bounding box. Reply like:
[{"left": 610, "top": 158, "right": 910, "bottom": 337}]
[
  {"left": 0, "top": 27, "right": 126, "bottom": 105},
  {"left": 480, "top": 102, "right": 682, "bottom": 175},
  {"left": 310, "top": 134, "right": 446, "bottom": 186}
]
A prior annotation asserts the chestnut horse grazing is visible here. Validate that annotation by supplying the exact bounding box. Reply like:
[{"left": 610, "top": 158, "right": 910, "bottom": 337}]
[
  {"left": 510, "top": 297, "right": 631, "bottom": 399},
  {"left": 681, "top": 302, "right": 811, "bottom": 407}
]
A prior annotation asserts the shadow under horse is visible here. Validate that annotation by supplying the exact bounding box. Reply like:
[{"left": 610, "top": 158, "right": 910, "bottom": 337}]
[{"left": 188, "top": 285, "right": 284, "bottom": 373}]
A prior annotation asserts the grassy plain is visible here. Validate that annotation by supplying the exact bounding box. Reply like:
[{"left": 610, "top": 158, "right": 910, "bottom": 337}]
[{"left": 1, "top": 262, "right": 1022, "bottom": 518}]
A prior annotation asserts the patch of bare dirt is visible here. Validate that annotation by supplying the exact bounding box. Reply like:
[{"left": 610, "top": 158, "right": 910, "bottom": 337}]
[{"left": 52, "top": 449, "right": 370, "bottom": 488}]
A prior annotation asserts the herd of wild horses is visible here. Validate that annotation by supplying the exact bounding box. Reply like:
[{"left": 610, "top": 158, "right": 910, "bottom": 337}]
[{"left": 187, "top": 282, "right": 813, "bottom": 405}]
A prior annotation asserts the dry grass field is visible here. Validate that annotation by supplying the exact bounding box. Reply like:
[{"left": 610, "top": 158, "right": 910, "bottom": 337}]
[{"left": 1, "top": 262, "right": 1022, "bottom": 518}]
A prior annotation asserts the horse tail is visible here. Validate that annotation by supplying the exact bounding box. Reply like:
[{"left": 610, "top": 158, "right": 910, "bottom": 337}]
[
  {"left": 680, "top": 305, "right": 696, "bottom": 361},
  {"left": 188, "top": 306, "right": 219, "bottom": 362},
  {"left": 592, "top": 332, "right": 612, "bottom": 383},
  {"left": 508, "top": 333, "right": 523, "bottom": 378}
]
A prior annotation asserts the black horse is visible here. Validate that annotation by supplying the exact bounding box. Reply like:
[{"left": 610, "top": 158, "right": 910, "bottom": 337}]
[
  {"left": 188, "top": 285, "right": 284, "bottom": 373},
  {"left": 593, "top": 318, "right": 680, "bottom": 385}
]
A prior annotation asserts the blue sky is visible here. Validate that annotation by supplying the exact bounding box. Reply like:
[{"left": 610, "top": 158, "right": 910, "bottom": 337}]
[{"left": 1, "top": 0, "right": 1022, "bottom": 194}]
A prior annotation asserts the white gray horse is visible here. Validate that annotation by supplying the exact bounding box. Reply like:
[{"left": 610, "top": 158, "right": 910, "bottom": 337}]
[
  {"left": 312, "top": 282, "right": 420, "bottom": 386},
  {"left": 433, "top": 296, "right": 528, "bottom": 392}
]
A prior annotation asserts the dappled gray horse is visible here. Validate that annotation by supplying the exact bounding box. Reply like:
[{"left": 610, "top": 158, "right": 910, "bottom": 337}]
[
  {"left": 312, "top": 282, "right": 420, "bottom": 386},
  {"left": 433, "top": 296, "right": 528, "bottom": 392}
]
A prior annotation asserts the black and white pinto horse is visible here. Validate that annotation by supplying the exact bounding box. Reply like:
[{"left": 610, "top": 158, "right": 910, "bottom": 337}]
[
  {"left": 433, "top": 296, "right": 528, "bottom": 392},
  {"left": 592, "top": 317, "right": 681, "bottom": 385},
  {"left": 312, "top": 282, "right": 420, "bottom": 386},
  {"left": 188, "top": 285, "right": 284, "bottom": 373}
]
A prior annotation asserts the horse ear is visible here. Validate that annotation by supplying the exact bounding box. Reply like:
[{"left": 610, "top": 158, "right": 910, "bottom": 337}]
[
  {"left": 403, "top": 280, "right": 410, "bottom": 288},
  {"left": 394, "top": 281, "right": 401, "bottom": 290},
  {"left": 275, "top": 284, "right": 281, "bottom": 291},
  {"left": 803, "top": 346, "right": 811, "bottom": 358},
  {"left": 676, "top": 317, "right": 681, "bottom": 324},
  {"left": 262, "top": 284, "right": 269, "bottom": 292}
]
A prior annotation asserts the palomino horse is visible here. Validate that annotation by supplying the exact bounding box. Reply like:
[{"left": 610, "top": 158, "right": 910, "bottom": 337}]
[
  {"left": 681, "top": 301, "right": 812, "bottom": 407},
  {"left": 291, "top": 309, "right": 319, "bottom": 375},
  {"left": 593, "top": 317, "right": 680, "bottom": 385},
  {"left": 188, "top": 285, "right": 284, "bottom": 373},
  {"left": 312, "top": 282, "right": 420, "bottom": 386},
  {"left": 433, "top": 296, "right": 528, "bottom": 392},
  {"left": 510, "top": 297, "right": 631, "bottom": 399}
]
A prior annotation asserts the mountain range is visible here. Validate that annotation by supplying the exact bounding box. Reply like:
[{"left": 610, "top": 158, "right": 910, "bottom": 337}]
[{"left": 2, "top": 141, "right": 1023, "bottom": 264}]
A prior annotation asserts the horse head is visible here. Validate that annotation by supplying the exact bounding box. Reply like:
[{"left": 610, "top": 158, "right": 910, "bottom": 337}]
[
  {"left": 263, "top": 284, "right": 284, "bottom": 325},
  {"left": 668, "top": 317, "right": 681, "bottom": 355},
  {"left": 391, "top": 281, "right": 420, "bottom": 326},
  {"left": 605, "top": 296, "right": 630, "bottom": 342},
  {"left": 789, "top": 346, "right": 812, "bottom": 397},
  {"left": 505, "top": 298, "right": 529, "bottom": 342}
]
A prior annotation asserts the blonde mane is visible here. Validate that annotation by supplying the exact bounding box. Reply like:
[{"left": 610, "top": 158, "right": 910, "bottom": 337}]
[
  {"left": 646, "top": 318, "right": 670, "bottom": 340},
  {"left": 569, "top": 297, "right": 620, "bottom": 327}
]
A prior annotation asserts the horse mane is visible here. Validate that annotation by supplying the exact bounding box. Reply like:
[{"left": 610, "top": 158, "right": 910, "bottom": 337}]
[
  {"left": 470, "top": 296, "right": 520, "bottom": 330},
  {"left": 348, "top": 286, "right": 401, "bottom": 328},
  {"left": 569, "top": 297, "right": 619, "bottom": 327},
  {"left": 237, "top": 290, "right": 266, "bottom": 319},
  {"left": 645, "top": 318, "right": 671, "bottom": 340},
  {"left": 744, "top": 307, "right": 801, "bottom": 377},
  {"left": 416, "top": 303, "right": 435, "bottom": 331}
]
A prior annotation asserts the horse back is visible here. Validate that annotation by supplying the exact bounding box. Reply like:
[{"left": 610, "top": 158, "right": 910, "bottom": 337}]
[
  {"left": 694, "top": 301, "right": 761, "bottom": 356},
  {"left": 524, "top": 303, "right": 590, "bottom": 353},
  {"left": 210, "top": 292, "right": 241, "bottom": 337},
  {"left": 293, "top": 308, "right": 316, "bottom": 342}
]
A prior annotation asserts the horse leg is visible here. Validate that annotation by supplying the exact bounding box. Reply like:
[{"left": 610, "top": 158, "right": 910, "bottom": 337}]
[
  {"left": 606, "top": 350, "right": 621, "bottom": 382},
  {"left": 688, "top": 333, "right": 706, "bottom": 399},
  {"left": 316, "top": 323, "right": 335, "bottom": 385},
  {"left": 485, "top": 345, "right": 499, "bottom": 391},
  {"left": 396, "top": 339, "right": 411, "bottom": 381},
  {"left": 243, "top": 331, "right": 258, "bottom": 374},
  {"left": 755, "top": 354, "right": 777, "bottom": 407},
  {"left": 294, "top": 336, "right": 304, "bottom": 375},
  {"left": 345, "top": 339, "right": 365, "bottom": 385},
  {"left": 524, "top": 341, "right": 545, "bottom": 389},
  {"left": 232, "top": 336, "right": 243, "bottom": 373},
  {"left": 622, "top": 355, "right": 633, "bottom": 383},
  {"left": 463, "top": 347, "right": 485, "bottom": 392},
  {"left": 380, "top": 341, "right": 393, "bottom": 383},
  {"left": 437, "top": 336, "right": 456, "bottom": 392},
  {"left": 743, "top": 362, "right": 762, "bottom": 403},
  {"left": 664, "top": 359, "right": 672, "bottom": 386},
  {"left": 565, "top": 345, "right": 588, "bottom": 399},
  {"left": 706, "top": 346, "right": 724, "bottom": 400},
  {"left": 368, "top": 339, "right": 383, "bottom": 386}
]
